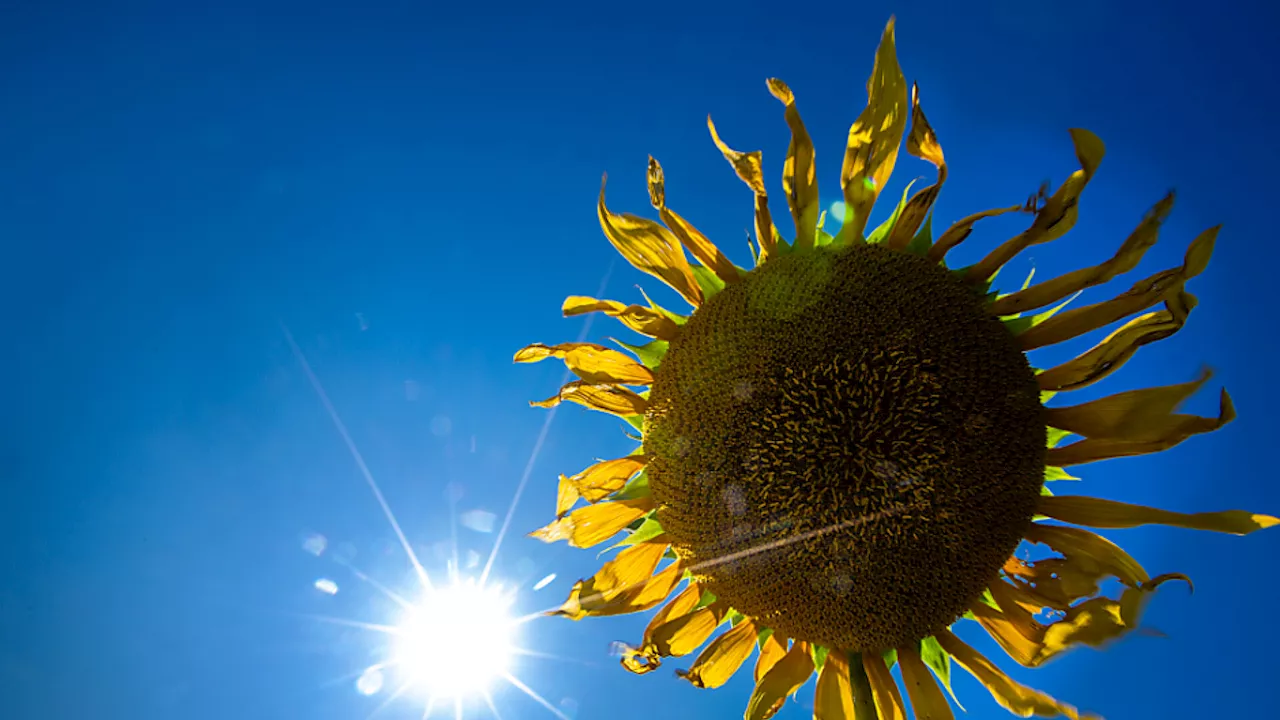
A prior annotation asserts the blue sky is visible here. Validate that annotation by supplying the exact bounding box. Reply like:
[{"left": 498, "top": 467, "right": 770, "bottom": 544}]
[{"left": 2, "top": 1, "right": 1277, "bottom": 718}]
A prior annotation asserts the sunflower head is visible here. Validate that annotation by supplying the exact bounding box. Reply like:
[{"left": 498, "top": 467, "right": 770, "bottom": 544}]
[{"left": 518, "top": 17, "right": 1275, "bottom": 720}]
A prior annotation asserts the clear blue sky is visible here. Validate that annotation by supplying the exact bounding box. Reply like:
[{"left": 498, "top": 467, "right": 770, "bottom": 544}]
[{"left": 2, "top": 1, "right": 1277, "bottom": 718}]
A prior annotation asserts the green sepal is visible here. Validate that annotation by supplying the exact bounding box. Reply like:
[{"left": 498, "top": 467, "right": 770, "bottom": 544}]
[
  {"left": 998, "top": 267, "right": 1038, "bottom": 318},
  {"left": 978, "top": 587, "right": 1001, "bottom": 611},
  {"left": 905, "top": 212, "right": 935, "bottom": 256},
  {"left": 773, "top": 236, "right": 797, "bottom": 255},
  {"left": 747, "top": 234, "right": 760, "bottom": 267},
  {"left": 881, "top": 648, "right": 898, "bottom": 669},
  {"left": 638, "top": 287, "right": 688, "bottom": 325},
  {"left": 1046, "top": 426, "right": 1074, "bottom": 448},
  {"left": 598, "top": 511, "right": 664, "bottom": 556},
  {"left": 615, "top": 469, "right": 651, "bottom": 500},
  {"left": 613, "top": 337, "right": 668, "bottom": 369},
  {"left": 623, "top": 414, "right": 644, "bottom": 433},
  {"left": 694, "top": 589, "right": 718, "bottom": 610},
  {"left": 1002, "top": 290, "right": 1080, "bottom": 336},
  {"left": 920, "top": 636, "right": 964, "bottom": 710},
  {"left": 756, "top": 626, "right": 774, "bottom": 650},
  {"left": 866, "top": 179, "right": 918, "bottom": 245},
  {"left": 1040, "top": 484, "right": 1054, "bottom": 496},
  {"left": 815, "top": 210, "right": 837, "bottom": 248},
  {"left": 1044, "top": 465, "right": 1079, "bottom": 482},
  {"left": 691, "top": 264, "right": 726, "bottom": 301},
  {"left": 810, "top": 644, "right": 830, "bottom": 672},
  {"left": 1039, "top": 388, "right": 1058, "bottom": 404}
]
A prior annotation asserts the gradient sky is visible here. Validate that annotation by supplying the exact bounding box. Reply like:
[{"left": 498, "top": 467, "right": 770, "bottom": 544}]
[{"left": 3, "top": 1, "right": 1278, "bottom": 719}]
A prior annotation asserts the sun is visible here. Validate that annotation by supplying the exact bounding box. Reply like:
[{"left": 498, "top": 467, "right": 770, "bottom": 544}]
[{"left": 393, "top": 579, "right": 518, "bottom": 698}]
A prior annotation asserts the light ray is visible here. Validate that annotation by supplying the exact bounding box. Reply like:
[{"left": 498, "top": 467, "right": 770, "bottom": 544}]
[
  {"left": 511, "top": 647, "right": 600, "bottom": 667},
  {"left": 481, "top": 263, "right": 615, "bottom": 586},
  {"left": 335, "top": 556, "right": 414, "bottom": 610},
  {"left": 366, "top": 679, "right": 415, "bottom": 720},
  {"left": 421, "top": 695, "right": 437, "bottom": 720},
  {"left": 503, "top": 672, "right": 572, "bottom": 720},
  {"left": 483, "top": 690, "right": 505, "bottom": 720},
  {"left": 302, "top": 614, "right": 403, "bottom": 635},
  {"left": 281, "top": 321, "right": 434, "bottom": 592}
]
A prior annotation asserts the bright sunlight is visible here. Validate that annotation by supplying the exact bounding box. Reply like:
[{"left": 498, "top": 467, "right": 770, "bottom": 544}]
[{"left": 394, "top": 579, "right": 518, "bottom": 698}]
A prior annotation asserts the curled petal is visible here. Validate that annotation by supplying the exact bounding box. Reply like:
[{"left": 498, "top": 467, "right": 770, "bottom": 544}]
[
  {"left": 1032, "top": 575, "right": 1189, "bottom": 666},
  {"left": 935, "top": 629, "right": 1092, "bottom": 719},
  {"left": 531, "top": 380, "right": 649, "bottom": 417},
  {"left": 968, "top": 129, "right": 1106, "bottom": 282},
  {"left": 1023, "top": 523, "right": 1150, "bottom": 587},
  {"left": 1037, "top": 495, "right": 1279, "bottom": 535},
  {"left": 708, "top": 116, "right": 779, "bottom": 262},
  {"left": 886, "top": 83, "right": 947, "bottom": 251},
  {"left": 647, "top": 157, "right": 741, "bottom": 285},
  {"left": 863, "top": 653, "right": 908, "bottom": 720},
  {"left": 898, "top": 645, "right": 954, "bottom": 720},
  {"left": 746, "top": 641, "right": 814, "bottom": 720},
  {"left": 676, "top": 618, "right": 758, "bottom": 689},
  {"left": 552, "top": 539, "right": 668, "bottom": 620},
  {"left": 555, "top": 474, "right": 580, "bottom": 518},
  {"left": 619, "top": 584, "right": 704, "bottom": 674},
  {"left": 1036, "top": 292, "right": 1196, "bottom": 392},
  {"left": 562, "top": 296, "right": 680, "bottom": 340},
  {"left": 1046, "top": 390, "right": 1234, "bottom": 467},
  {"left": 529, "top": 497, "right": 655, "bottom": 548},
  {"left": 1019, "top": 225, "right": 1218, "bottom": 350},
  {"left": 834, "top": 18, "right": 909, "bottom": 243},
  {"left": 598, "top": 176, "right": 703, "bottom": 306},
  {"left": 514, "top": 342, "right": 654, "bottom": 385},
  {"left": 992, "top": 192, "right": 1174, "bottom": 316},
  {"left": 928, "top": 203, "right": 1032, "bottom": 264},
  {"left": 1045, "top": 369, "right": 1214, "bottom": 441},
  {"left": 564, "top": 455, "right": 647, "bottom": 503},
  {"left": 766, "top": 78, "right": 820, "bottom": 250}
]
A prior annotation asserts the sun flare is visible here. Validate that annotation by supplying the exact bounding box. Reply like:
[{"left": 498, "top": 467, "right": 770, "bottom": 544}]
[{"left": 394, "top": 579, "right": 519, "bottom": 698}]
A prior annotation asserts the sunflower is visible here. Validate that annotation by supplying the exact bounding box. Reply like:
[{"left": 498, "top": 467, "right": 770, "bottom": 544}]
[{"left": 516, "top": 18, "right": 1276, "bottom": 720}]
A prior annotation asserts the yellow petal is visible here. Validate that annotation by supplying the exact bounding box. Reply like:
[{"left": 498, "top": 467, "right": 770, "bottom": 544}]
[
  {"left": 1023, "top": 523, "right": 1150, "bottom": 587},
  {"left": 676, "top": 618, "right": 758, "bottom": 689},
  {"left": 561, "top": 296, "right": 680, "bottom": 341},
  {"left": 619, "top": 582, "right": 701, "bottom": 674},
  {"left": 531, "top": 380, "right": 649, "bottom": 417},
  {"left": 886, "top": 83, "right": 947, "bottom": 251},
  {"left": 991, "top": 192, "right": 1173, "bottom": 316},
  {"left": 863, "top": 653, "right": 908, "bottom": 720},
  {"left": 514, "top": 342, "right": 654, "bottom": 385},
  {"left": 927, "top": 203, "right": 1031, "bottom": 264},
  {"left": 754, "top": 631, "right": 789, "bottom": 684},
  {"left": 555, "top": 473, "right": 580, "bottom": 518},
  {"left": 564, "top": 455, "right": 646, "bottom": 503},
  {"left": 646, "top": 156, "right": 741, "bottom": 286},
  {"left": 1019, "top": 225, "right": 1218, "bottom": 350},
  {"left": 936, "top": 630, "right": 1090, "bottom": 719},
  {"left": 1038, "top": 495, "right": 1279, "bottom": 535},
  {"left": 814, "top": 650, "right": 857, "bottom": 720},
  {"left": 597, "top": 175, "right": 703, "bottom": 306},
  {"left": 766, "top": 78, "right": 820, "bottom": 250},
  {"left": 968, "top": 129, "right": 1106, "bottom": 282},
  {"left": 1031, "top": 576, "right": 1187, "bottom": 667},
  {"left": 570, "top": 558, "right": 684, "bottom": 620},
  {"left": 835, "top": 18, "right": 909, "bottom": 243},
  {"left": 1036, "top": 293, "right": 1196, "bottom": 392},
  {"left": 553, "top": 539, "right": 668, "bottom": 619},
  {"left": 745, "top": 641, "right": 814, "bottom": 720},
  {"left": 529, "top": 497, "right": 655, "bottom": 548},
  {"left": 1003, "top": 556, "right": 1102, "bottom": 611},
  {"left": 649, "top": 600, "right": 725, "bottom": 658},
  {"left": 1046, "top": 390, "right": 1234, "bottom": 467},
  {"left": 970, "top": 599, "right": 1042, "bottom": 667},
  {"left": 708, "top": 115, "right": 778, "bottom": 262},
  {"left": 898, "top": 645, "right": 954, "bottom": 720}
]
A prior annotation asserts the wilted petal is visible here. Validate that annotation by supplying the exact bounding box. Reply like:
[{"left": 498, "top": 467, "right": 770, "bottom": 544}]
[
  {"left": 991, "top": 192, "right": 1173, "bottom": 316},
  {"left": 1046, "top": 390, "right": 1234, "bottom": 466},
  {"left": 968, "top": 129, "right": 1106, "bottom": 282},
  {"left": 766, "top": 78, "right": 820, "bottom": 250},
  {"left": 746, "top": 641, "right": 814, "bottom": 720},
  {"left": 561, "top": 296, "right": 681, "bottom": 341},
  {"left": 563, "top": 455, "right": 647, "bottom": 503},
  {"left": 618, "top": 584, "right": 705, "bottom": 674},
  {"left": 552, "top": 539, "right": 668, "bottom": 619},
  {"left": 514, "top": 342, "right": 654, "bottom": 385},
  {"left": 646, "top": 156, "right": 741, "bottom": 286},
  {"left": 1036, "top": 293, "right": 1196, "bottom": 392},
  {"left": 1023, "top": 523, "right": 1149, "bottom": 587},
  {"left": 676, "top": 618, "right": 758, "bottom": 689},
  {"left": 927, "top": 203, "right": 1031, "bottom": 264},
  {"left": 1037, "top": 495, "right": 1279, "bottom": 535},
  {"left": 835, "top": 18, "right": 909, "bottom": 243},
  {"left": 708, "top": 115, "right": 779, "bottom": 262},
  {"left": 1020, "top": 225, "right": 1218, "bottom": 350},
  {"left": 886, "top": 83, "right": 947, "bottom": 251}
]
